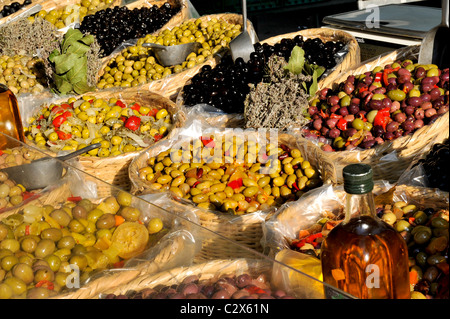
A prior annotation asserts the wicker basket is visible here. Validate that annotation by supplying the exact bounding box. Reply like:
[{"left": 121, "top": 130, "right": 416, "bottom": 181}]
[
  {"left": 297, "top": 45, "right": 449, "bottom": 184},
  {"left": 128, "top": 129, "right": 326, "bottom": 261},
  {"left": 174, "top": 27, "right": 360, "bottom": 127},
  {"left": 97, "top": 13, "right": 257, "bottom": 101},
  {"left": 264, "top": 182, "right": 450, "bottom": 257},
  {"left": 25, "top": 88, "right": 183, "bottom": 197}
]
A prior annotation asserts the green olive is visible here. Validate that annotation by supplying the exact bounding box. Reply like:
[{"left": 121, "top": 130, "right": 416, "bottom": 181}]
[
  {"left": 1, "top": 255, "right": 19, "bottom": 271},
  {"left": 413, "top": 230, "right": 432, "bottom": 245},
  {"left": 49, "top": 209, "right": 72, "bottom": 227},
  {"left": 387, "top": 89, "right": 406, "bottom": 102},
  {"left": 352, "top": 118, "right": 365, "bottom": 130},
  {"left": 119, "top": 206, "right": 141, "bottom": 222},
  {"left": 431, "top": 217, "right": 449, "bottom": 229},
  {"left": 40, "top": 228, "right": 63, "bottom": 242},
  {"left": 34, "top": 239, "right": 56, "bottom": 259},
  {"left": 415, "top": 251, "right": 428, "bottom": 267},
  {"left": 12, "top": 263, "right": 34, "bottom": 284},
  {"left": 395, "top": 220, "right": 412, "bottom": 232},
  {"left": 57, "top": 236, "right": 76, "bottom": 250}
]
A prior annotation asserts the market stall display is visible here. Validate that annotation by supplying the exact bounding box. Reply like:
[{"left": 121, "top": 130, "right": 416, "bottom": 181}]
[
  {"left": 97, "top": 13, "right": 256, "bottom": 100},
  {"left": 23, "top": 88, "right": 182, "bottom": 196},
  {"left": 178, "top": 28, "right": 359, "bottom": 121},
  {"left": 298, "top": 45, "right": 449, "bottom": 184},
  {"left": 0, "top": 0, "right": 449, "bottom": 301}
]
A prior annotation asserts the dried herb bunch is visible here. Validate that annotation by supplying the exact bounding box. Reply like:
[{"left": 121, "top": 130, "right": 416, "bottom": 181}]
[{"left": 244, "top": 54, "right": 312, "bottom": 129}]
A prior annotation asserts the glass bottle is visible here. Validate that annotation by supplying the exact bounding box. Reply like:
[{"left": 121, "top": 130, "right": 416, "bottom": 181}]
[
  {"left": 0, "top": 84, "right": 25, "bottom": 149},
  {"left": 321, "top": 164, "right": 410, "bottom": 299}
]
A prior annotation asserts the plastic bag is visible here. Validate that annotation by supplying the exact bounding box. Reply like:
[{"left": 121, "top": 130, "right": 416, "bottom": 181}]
[{"left": 272, "top": 249, "right": 325, "bottom": 299}]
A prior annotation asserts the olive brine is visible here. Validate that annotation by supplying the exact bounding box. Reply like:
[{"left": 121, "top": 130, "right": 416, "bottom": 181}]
[{"left": 182, "top": 35, "right": 345, "bottom": 114}]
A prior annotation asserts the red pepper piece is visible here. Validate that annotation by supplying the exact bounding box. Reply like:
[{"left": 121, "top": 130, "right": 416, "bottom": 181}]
[
  {"left": 22, "top": 191, "right": 34, "bottom": 200},
  {"left": 245, "top": 286, "right": 267, "bottom": 295},
  {"left": 374, "top": 72, "right": 383, "bottom": 82},
  {"left": 52, "top": 114, "right": 67, "bottom": 128},
  {"left": 373, "top": 107, "right": 390, "bottom": 130},
  {"left": 200, "top": 136, "right": 215, "bottom": 148},
  {"left": 130, "top": 103, "right": 141, "bottom": 111},
  {"left": 25, "top": 225, "right": 30, "bottom": 236},
  {"left": 124, "top": 115, "right": 141, "bottom": 131},
  {"left": 56, "top": 130, "right": 72, "bottom": 140},
  {"left": 383, "top": 66, "right": 400, "bottom": 86},
  {"left": 227, "top": 178, "right": 243, "bottom": 190},
  {"left": 113, "top": 260, "right": 125, "bottom": 268},
  {"left": 154, "top": 134, "right": 163, "bottom": 141},
  {"left": 337, "top": 117, "right": 348, "bottom": 131},
  {"left": 67, "top": 196, "right": 82, "bottom": 202},
  {"left": 35, "top": 280, "right": 54, "bottom": 290},
  {"left": 192, "top": 181, "right": 201, "bottom": 188},
  {"left": 292, "top": 182, "right": 300, "bottom": 191},
  {"left": 115, "top": 100, "right": 126, "bottom": 108},
  {"left": 196, "top": 168, "right": 204, "bottom": 179}
]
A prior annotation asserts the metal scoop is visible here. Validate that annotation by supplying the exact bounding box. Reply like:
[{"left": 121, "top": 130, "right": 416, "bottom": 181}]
[
  {"left": 0, "top": 143, "right": 101, "bottom": 191},
  {"left": 229, "top": 0, "right": 255, "bottom": 62},
  {"left": 418, "top": 0, "right": 449, "bottom": 68},
  {"left": 142, "top": 42, "right": 200, "bottom": 66}
]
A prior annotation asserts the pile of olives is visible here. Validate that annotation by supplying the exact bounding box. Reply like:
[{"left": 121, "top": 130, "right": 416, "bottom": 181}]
[
  {"left": 416, "top": 138, "right": 449, "bottom": 192},
  {"left": 0, "top": 0, "right": 32, "bottom": 18},
  {"left": 0, "top": 54, "right": 47, "bottom": 96},
  {"left": 182, "top": 35, "right": 345, "bottom": 114},
  {"left": 25, "top": 95, "right": 172, "bottom": 157},
  {"left": 379, "top": 201, "right": 449, "bottom": 299},
  {"left": 103, "top": 273, "right": 294, "bottom": 299},
  {"left": 0, "top": 147, "right": 44, "bottom": 169},
  {"left": 138, "top": 136, "right": 322, "bottom": 215},
  {"left": 28, "top": 0, "right": 115, "bottom": 29},
  {"left": 0, "top": 172, "right": 25, "bottom": 210},
  {"left": 304, "top": 60, "right": 449, "bottom": 151},
  {"left": 79, "top": 3, "right": 181, "bottom": 57},
  {"left": 97, "top": 17, "right": 241, "bottom": 90},
  {"left": 0, "top": 191, "right": 165, "bottom": 299}
]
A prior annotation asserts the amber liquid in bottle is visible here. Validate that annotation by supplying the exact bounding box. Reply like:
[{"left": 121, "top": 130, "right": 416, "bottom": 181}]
[
  {"left": 0, "top": 84, "right": 25, "bottom": 149},
  {"left": 321, "top": 192, "right": 411, "bottom": 299}
]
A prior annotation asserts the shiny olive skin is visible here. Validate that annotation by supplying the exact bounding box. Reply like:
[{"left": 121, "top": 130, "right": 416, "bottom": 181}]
[
  {"left": 96, "top": 213, "right": 116, "bottom": 229},
  {"left": 34, "top": 239, "right": 56, "bottom": 259}
]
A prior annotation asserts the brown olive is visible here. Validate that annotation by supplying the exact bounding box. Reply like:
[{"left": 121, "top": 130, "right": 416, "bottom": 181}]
[
  {"left": 34, "top": 239, "right": 56, "bottom": 259},
  {"left": 12, "top": 263, "right": 34, "bottom": 284},
  {"left": 40, "top": 228, "right": 63, "bottom": 242},
  {"left": 96, "top": 213, "right": 116, "bottom": 229},
  {"left": 71, "top": 244, "right": 87, "bottom": 256},
  {"left": 72, "top": 205, "right": 88, "bottom": 220},
  {"left": 49, "top": 209, "right": 72, "bottom": 227},
  {"left": 57, "top": 236, "right": 76, "bottom": 250}
]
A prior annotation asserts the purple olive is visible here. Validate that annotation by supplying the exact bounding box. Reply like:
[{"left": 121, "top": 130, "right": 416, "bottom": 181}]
[
  {"left": 313, "top": 119, "right": 323, "bottom": 131},
  {"left": 330, "top": 105, "right": 340, "bottom": 113},
  {"left": 339, "top": 106, "right": 349, "bottom": 116},
  {"left": 414, "top": 119, "right": 424, "bottom": 129},
  {"left": 415, "top": 67, "right": 426, "bottom": 78},
  {"left": 344, "top": 81, "right": 355, "bottom": 94},
  {"left": 408, "top": 96, "right": 422, "bottom": 107},
  {"left": 405, "top": 105, "right": 415, "bottom": 115},
  {"left": 438, "top": 105, "right": 449, "bottom": 115},
  {"left": 386, "top": 121, "right": 399, "bottom": 133},
  {"left": 211, "top": 289, "right": 231, "bottom": 299},
  {"left": 348, "top": 104, "right": 360, "bottom": 115},
  {"left": 425, "top": 108, "right": 437, "bottom": 117},
  {"left": 308, "top": 106, "right": 318, "bottom": 115},
  {"left": 328, "top": 128, "right": 341, "bottom": 139},
  {"left": 369, "top": 99, "right": 383, "bottom": 110},
  {"left": 394, "top": 112, "right": 407, "bottom": 123},
  {"left": 328, "top": 95, "right": 340, "bottom": 106}
]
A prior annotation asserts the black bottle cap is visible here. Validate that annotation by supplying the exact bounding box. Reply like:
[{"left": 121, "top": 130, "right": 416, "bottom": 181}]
[{"left": 343, "top": 163, "right": 374, "bottom": 194}]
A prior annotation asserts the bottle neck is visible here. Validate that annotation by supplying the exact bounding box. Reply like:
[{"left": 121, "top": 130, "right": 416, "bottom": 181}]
[{"left": 343, "top": 191, "right": 377, "bottom": 223}]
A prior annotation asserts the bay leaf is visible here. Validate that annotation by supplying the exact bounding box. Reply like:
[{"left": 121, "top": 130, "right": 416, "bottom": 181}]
[
  {"left": 62, "top": 28, "right": 84, "bottom": 53},
  {"left": 52, "top": 53, "right": 77, "bottom": 75},
  {"left": 283, "top": 46, "right": 305, "bottom": 75},
  {"left": 53, "top": 74, "right": 73, "bottom": 95},
  {"left": 66, "top": 55, "right": 88, "bottom": 85}
]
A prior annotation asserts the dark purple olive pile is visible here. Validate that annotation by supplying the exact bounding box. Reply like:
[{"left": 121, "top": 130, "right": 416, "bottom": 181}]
[
  {"left": 0, "top": 0, "right": 31, "bottom": 18},
  {"left": 182, "top": 35, "right": 345, "bottom": 114},
  {"left": 416, "top": 138, "right": 449, "bottom": 192},
  {"left": 78, "top": 3, "right": 180, "bottom": 57},
  {"left": 304, "top": 60, "right": 449, "bottom": 151},
  {"left": 103, "top": 273, "right": 294, "bottom": 299}
]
